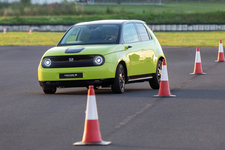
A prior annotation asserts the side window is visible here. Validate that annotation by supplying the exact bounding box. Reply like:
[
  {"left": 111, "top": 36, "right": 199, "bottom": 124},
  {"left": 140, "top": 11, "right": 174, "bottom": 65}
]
[
  {"left": 123, "top": 23, "right": 139, "bottom": 44},
  {"left": 136, "top": 23, "right": 151, "bottom": 41}
]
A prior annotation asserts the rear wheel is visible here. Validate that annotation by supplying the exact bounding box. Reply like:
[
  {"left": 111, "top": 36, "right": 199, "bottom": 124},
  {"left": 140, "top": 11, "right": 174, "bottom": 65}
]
[
  {"left": 149, "top": 59, "right": 162, "bottom": 89},
  {"left": 111, "top": 64, "right": 125, "bottom": 94},
  {"left": 43, "top": 87, "right": 57, "bottom": 94}
]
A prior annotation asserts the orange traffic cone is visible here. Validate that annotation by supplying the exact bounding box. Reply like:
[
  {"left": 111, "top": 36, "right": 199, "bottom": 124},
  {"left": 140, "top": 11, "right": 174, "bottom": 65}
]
[
  {"left": 191, "top": 47, "right": 206, "bottom": 75},
  {"left": 73, "top": 85, "right": 111, "bottom": 146},
  {"left": 215, "top": 40, "right": 225, "bottom": 62},
  {"left": 154, "top": 59, "right": 176, "bottom": 98},
  {"left": 3, "top": 28, "right": 6, "bottom": 33},
  {"left": 29, "top": 28, "right": 32, "bottom": 34}
]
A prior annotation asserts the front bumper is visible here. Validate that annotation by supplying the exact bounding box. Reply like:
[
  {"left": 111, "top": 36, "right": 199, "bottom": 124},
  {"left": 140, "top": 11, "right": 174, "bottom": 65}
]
[
  {"left": 38, "top": 63, "right": 116, "bottom": 88},
  {"left": 38, "top": 62, "right": 115, "bottom": 81},
  {"left": 39, "top": 78, "right": 114, "bottom": 88}
]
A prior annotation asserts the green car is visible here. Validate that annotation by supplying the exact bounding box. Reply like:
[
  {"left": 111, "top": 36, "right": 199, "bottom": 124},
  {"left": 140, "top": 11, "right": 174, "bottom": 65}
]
[{"left": 38, "top": 20, "right": 166, "bottom": 94}]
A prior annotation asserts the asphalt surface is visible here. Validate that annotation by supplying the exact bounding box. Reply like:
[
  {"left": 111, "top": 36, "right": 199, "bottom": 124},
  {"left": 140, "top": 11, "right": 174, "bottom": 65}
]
[{"left": 0, "top": 46, "right": 225, "bottom": 150}]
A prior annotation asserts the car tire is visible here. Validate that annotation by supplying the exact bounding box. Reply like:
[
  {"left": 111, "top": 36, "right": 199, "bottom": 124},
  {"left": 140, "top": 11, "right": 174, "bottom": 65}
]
[
  {"left": 149, "top": 59, "right": 162, "bottom": 89},
  {"left": 43, "top": 87, "right": 57, "bottom": 94},
  {"left": 111, "top": 64, "right": 125, "bottom": 94}
]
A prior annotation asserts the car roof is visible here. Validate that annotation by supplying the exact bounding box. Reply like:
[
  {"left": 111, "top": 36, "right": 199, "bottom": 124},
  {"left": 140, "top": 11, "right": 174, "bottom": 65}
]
[{"left": 75, "top": 20, "right": 146, "bottom": 26}]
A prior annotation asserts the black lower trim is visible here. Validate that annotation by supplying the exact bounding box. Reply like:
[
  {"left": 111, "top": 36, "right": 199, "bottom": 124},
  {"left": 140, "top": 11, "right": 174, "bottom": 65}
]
[
  {"left": 39, "top": 73, "right": 156, "bottom": 88},
  {"left": 39, "top": 78, "right": 114, "bottom": 88}
]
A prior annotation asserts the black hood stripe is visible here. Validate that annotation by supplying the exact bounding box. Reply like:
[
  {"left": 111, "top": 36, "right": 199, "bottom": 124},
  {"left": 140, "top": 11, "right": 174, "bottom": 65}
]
[{"left": 65, "top": 47, "right": 85, "bottom": 53}]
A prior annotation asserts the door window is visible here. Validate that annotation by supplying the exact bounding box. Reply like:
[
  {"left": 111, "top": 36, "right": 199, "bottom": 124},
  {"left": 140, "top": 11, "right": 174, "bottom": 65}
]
[{"left": 123, "top": 24, "right": 139, "bottom": 44}]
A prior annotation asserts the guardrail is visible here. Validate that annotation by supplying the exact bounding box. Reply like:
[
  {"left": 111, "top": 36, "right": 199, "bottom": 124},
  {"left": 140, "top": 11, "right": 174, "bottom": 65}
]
[
  {"left": 1, "top": 24, "right": 225, "bottom": 32},
  {"left": 0, "top": 24, "right": 72, "bottom": 32},
  {"left": 149, "top": 24, "right": 225, "bottom": 31}
]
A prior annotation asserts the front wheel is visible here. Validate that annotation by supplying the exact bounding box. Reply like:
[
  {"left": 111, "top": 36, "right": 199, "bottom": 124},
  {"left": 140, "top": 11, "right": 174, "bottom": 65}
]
[
  {"left": 43, "top": 87, "right": 57, "bottom": 94},
  {"left": 149, "top": 59, "right": 162, "bottom": 89},
  {"left": 111, "top": 64, "right": 125, "bottom": 94}
]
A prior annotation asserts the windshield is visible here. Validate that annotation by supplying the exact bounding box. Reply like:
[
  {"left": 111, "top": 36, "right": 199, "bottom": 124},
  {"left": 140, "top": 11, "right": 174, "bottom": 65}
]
[{"left": 58, "top": 24, "right": 120, "bottom": 46}]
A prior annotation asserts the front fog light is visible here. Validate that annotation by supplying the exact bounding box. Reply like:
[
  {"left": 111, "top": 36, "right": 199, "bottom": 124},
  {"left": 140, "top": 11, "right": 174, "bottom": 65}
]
[
  {"left": 93, "top": 56, "right": 104, "bottom": 66},
  {"left": 43, "top": 58, "right": 51, "bottom": 67}
]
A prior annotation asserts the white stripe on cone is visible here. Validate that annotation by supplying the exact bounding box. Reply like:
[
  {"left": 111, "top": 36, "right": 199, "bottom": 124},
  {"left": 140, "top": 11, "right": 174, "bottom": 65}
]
[
  {"left": 195, "top": 51, "right": 201, "bottom": 63},
  {"left": 219, "top": 42, "right": 224, "bottom": 53},
  {"left": 86, "top": 95, "right": 98, "bottom": 120},
  {"left": 160, "top": 65, "right": 168, "bottom": 81}
]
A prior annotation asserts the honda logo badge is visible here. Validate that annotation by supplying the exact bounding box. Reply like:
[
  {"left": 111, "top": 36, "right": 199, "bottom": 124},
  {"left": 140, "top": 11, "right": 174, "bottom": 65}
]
[{"left": 69, "top": 58, "right": 74, "bottom": 62}]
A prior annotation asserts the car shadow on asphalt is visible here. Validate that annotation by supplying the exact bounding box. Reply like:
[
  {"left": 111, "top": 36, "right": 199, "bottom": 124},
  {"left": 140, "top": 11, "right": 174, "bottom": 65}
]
[{"left": 55, "top": 88, "right": 155, "bottom": 96}]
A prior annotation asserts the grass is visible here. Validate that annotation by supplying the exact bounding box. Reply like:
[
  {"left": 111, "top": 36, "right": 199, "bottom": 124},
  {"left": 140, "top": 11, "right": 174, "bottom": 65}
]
[
  {"left": 1, "top": 31, "right": 225, "bottom": 47},
  {"left": 1, "top": 11, "right": 225, "bottom": 24},
  {"left": 0, "top": 32, "right": 64, "bottom": 46},
  {"left": 1, "top": 2, "right": 225, "bottom": 24},
  {"left": 83, "top": 2, "right": 225, "bottom": 14}
]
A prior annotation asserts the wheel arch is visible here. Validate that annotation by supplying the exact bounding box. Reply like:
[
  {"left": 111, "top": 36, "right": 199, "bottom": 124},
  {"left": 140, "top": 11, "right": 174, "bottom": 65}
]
[
  {"left": 158, "top": 56, "right": 165, "bottom": 62},
  {"left": 117, "top": 60, "right": 128, "bottom": 83},
  {"left": 153, "top": 56, "right": 165, "bottom": 75},
  {"left": 156, "top": 55, "right": 166, "bottom": 65}
]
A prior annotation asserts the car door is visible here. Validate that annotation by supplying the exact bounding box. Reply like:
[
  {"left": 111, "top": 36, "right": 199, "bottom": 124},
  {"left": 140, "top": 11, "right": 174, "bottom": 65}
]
[
  {"left": 135, "top": 23, "right": 156, "bottom": 74},
  {"left": 122, "top": 23, "right": 146, "bottom": 77}
]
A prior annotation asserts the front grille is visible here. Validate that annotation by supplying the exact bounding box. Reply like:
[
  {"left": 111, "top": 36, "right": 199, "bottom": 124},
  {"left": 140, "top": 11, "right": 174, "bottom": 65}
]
[{"left": 42, "top": 55, "right": 103, "bottom": 68}]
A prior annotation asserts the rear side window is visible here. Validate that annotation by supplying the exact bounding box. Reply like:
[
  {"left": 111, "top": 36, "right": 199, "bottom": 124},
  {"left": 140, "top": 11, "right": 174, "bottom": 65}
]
[
  {"left": 135, "top": 23, "right": 151, "bottom": 41},
  {"left": 123, "top": 23, "right": 139, "bottom": 44}
]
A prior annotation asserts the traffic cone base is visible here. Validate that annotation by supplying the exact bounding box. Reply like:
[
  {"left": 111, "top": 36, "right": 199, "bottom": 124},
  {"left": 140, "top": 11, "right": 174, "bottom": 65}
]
[
  {"left": 73, "top": 141, "right": 111, "bottom": 146},
  {"left": 190, "top": 72, "right": 206, "bottom": 75},
  {"left": 153, "top": 94, "right": 176, "bottom": 98}
]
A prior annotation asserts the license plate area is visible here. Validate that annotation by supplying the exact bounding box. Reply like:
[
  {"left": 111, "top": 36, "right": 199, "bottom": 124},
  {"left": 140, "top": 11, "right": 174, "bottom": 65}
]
[{"left": 59, "top": 73, "right": 83, "bottom": 79}]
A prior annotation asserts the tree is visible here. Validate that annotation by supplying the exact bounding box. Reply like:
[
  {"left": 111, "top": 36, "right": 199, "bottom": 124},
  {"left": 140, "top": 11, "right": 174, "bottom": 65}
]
[{"left": 20, "top": 0, "right": 31, "bottom": 5}]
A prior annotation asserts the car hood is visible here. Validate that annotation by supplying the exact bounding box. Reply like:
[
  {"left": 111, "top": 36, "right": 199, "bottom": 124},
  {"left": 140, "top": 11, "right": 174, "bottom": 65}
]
[{"left": 43, "top": 45, "right": 123, "bottom": 56}]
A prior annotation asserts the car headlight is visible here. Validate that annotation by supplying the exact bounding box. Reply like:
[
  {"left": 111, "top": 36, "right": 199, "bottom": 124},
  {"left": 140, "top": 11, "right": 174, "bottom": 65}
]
[
  {"left": 42, "top": 58, "right": 52, "bottom": 67},
  {"left": 93, "top": 55, "right": 104, "bottom": 66}
]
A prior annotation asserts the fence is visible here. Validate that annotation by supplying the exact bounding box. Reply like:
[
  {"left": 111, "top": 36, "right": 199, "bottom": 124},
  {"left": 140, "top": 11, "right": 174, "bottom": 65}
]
[{"left": 1, "top": 23, "right": 225, "bottom": 32}]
